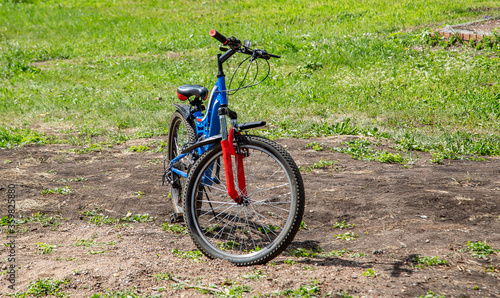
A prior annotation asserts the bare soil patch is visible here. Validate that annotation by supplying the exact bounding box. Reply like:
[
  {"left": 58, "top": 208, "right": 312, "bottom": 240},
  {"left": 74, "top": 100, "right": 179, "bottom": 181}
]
[{"left": 0, "top": 136, "right": 499, "bottom": 297}]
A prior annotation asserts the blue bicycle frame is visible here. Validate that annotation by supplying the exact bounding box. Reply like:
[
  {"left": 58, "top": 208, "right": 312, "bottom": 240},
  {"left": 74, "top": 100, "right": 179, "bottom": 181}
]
[{"left": 169, "top": 53, "right": 231, "bottom": 180}]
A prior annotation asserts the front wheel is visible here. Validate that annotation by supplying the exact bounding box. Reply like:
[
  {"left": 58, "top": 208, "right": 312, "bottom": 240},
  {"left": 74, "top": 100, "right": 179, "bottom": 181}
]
[{"left": 183, "top": 135, "right": 305, "bottom": 265}]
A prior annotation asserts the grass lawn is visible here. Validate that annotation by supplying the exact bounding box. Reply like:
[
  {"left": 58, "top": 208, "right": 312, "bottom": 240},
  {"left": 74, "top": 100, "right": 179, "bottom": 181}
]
[{"left": 1, "top": 0, "right": 500, "bottom": 158}]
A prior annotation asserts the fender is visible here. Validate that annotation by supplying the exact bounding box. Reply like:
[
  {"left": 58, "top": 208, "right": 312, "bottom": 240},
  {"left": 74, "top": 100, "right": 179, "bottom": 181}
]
[{"left": 173, "top": 103, "right": 191, "bottom": 120}]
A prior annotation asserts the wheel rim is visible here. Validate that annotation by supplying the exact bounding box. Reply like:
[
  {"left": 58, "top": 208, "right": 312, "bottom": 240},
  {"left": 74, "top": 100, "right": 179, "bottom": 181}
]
[{"left": 189, "top": 144, "right": 296, "bottom": 259}]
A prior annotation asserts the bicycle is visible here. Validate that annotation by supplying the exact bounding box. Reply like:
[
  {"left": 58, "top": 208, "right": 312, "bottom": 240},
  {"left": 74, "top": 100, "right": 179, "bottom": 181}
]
[{"left": 163, "top": 29, "right": 305, "bottom": 265}]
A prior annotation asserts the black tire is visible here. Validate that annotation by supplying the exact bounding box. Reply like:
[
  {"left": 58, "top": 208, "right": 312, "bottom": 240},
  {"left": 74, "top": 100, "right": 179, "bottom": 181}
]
[
  {"left": 183, "top": 135, "right": 305, "bottom": 265},
  {"left": 167, "top": 111, "right": 197, "bottom": 214}
]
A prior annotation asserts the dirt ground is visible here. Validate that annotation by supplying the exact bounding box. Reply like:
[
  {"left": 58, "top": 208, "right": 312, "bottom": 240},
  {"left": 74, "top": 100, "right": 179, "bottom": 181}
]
[{"left": 0, "top": 135, "right": 499, "bottom": 297}]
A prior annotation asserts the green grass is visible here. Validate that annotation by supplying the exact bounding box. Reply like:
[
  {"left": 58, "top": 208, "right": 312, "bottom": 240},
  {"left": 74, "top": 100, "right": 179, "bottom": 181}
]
[{"left": 1, "top": 0, "right": 500, "bottom": 161}]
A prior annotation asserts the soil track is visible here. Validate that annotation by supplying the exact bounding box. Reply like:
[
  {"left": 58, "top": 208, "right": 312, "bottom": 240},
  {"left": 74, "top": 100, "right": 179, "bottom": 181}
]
[{"left": 0, "top": 136, "right": 499, "bottom": 297}]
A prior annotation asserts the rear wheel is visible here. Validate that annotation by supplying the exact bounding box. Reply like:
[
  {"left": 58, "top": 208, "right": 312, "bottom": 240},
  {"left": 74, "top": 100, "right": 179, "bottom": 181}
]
[
  {"left": 167, "top": 111, "right": 196, "bottom": 215},
  {"left": 183, "top": 135, "right": 305, "bottom": 265}
]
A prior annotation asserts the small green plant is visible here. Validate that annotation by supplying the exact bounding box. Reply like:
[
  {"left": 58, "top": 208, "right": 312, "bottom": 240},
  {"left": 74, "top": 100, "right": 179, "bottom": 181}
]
[
  {"left": 85, "top": 250, "right": 106, "bottom": 254},
  {"left": 308, "top": 159, "right": 337, "bottom": 170},
  {"left": 218, "top": 241, "right": 240, "bottom": 250},
  {"left": 271, "top": 279, "right": 321, "bottom": 297},
  {"left": 299, "top": 221, "right": 308, "bottom": 230},
  {"left": 305, "top": 142, "right": 324, "bottom": 151},
  {"left": 258, "top": 224, "right": 279, "bottom": 234},
  {"left": 128, "top": 145, "right": 150, "bottom": 152},
  {"left": 287, "top": 247, "right": 323, "bottom": 258},
  {"left": 72, "top": 143, "right": 107, "bottom": 154},
  {"left": 332, "top": 139, "right": 407, "bottom": 164},
  {"left": 241, "top": 269, "right": 265, "bottom": 280},
  {"left": 162, "top": 223, "right": 188, "bottom": 234},
  {"left": 362, "top": 268, "right": 376, "bottom": 277},
  {"left": 412, "top": 256, "right": 448, "bottom": 268},
  {"left": 334, "top": 232, "right": 358, "bottom": 241},
  {"left": 4, "top": 159, "right": 13, "bottom": 164},
  {"left": 350, "top": 252, "right": 367, "bottom": 258},
  {"left": 134, "top": 191, "right": 145, "bottom": 198},
  {"left": 9, "top": 278, "right": 69, "bottom": 298},
  {"left": 154, "top": 272, "right": 172, "bottom": 281},
  {"left": 216, "top": 285, "right": 251, "bottom": 298},
  {"left": 419, "top": 290, "right": 445, "bottom": 298},
  {"left": 333, "top": 220, "right": 355, "bottom": 229},
  {"left": 35, "top": 243, "right": 57, "bottom": 254},
  {"left": 284, "top": 259, "right": 296, "bottom": 265},
  {"left": 320, "top": 249, "right": 350, "bottom": 257},
  {"left": 41, "top": 186, "right": 71, "bottom": 195},
  {"left": 337, "top": 290, "right": 354, "bottom": 298},
  {"left": 171, "top": 248, "right": 204, "bottom": 262},
  {"left": 464, "top": 241, "right": 499, "bottom": 259},
  {"left": 80, "top": 208, "right": 155, "bottom": 225}
]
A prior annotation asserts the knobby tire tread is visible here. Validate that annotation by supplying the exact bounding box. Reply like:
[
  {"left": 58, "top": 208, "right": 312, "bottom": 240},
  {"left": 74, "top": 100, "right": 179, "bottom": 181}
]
[{"left": 183, "top": 135, "right": 305, "bottom": 266}]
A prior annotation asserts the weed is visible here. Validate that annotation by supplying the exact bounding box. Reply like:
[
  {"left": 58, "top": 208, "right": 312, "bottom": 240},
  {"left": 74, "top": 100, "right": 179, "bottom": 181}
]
[
  {"left": 320, "top": 249, "right": 350, "bottom": 257},
  {"left": 334, "top": 232, "right": 358, "bottom": 241},
  {"left": 350, "top": 252, "right": 367, "bottom": 258},
  {"left": 362, "top": 268, "right": 377, "bottom": 277},
  {"left": 337, "top": 290, "right": 354, "bottom": 298},
  {"left": 332, "top": 139, "right": 407, "bottom": 164},
  {"left": 299, "top": 221, "right": 308, "bottom": 230},
  {"left": 284, "top": 259, "right": 297, "bottom": 265},
  {"left": 303, "top": 159, "right": 337, "bottom": 171},
  {"left": 287, "top": 247, "right": 323, "bottom": 258},
  {"left": 419, "top": 290, "right": 445, "bottom": 298},
  {"left": 80, "top": 208, "right": 155, "bottom": 225},
  {"left": 333, "top": 220, "right": 355, "bottom": 229},
  {"left": 215, "top": 285, "right": 251, "bottom": 298},
  {"left": 464, "top": 241, "right": 499, "bottom": 259},
  {"left": 134, "top": 191, "right": 145, "bottom": 199},
  {"left": 162, "top": 223, "right": 188, "bottom": 234},
  {"left": 412, "top": 256, "right": 448, "bottom": 268},
  {"left": 74, "top": 237, "right": 115, "bottom": 247},
  {"left": 241, "top": 269, "right": 265, "bottom": 280},
  {"left": 35, "top": 243, "right": 56, "bottom": 254},
  {"left": 271, "top": 279, "right": 321, "bottom": 297},
  {"left": 71, "top": 143, "right": 109, "bottom": 154},
  {"left": 85, "top": 250, "right": 106, "bottom": 254},
  {"left": 154, "top": 272, "right": 172, "bottom": 281},
  {"left": 128, "top": 145, "right": 150, "bottom": 152},
  {"left": 41, "top": 186, "right": 71, "bottom": 195},
  {"left": 218, "top": 241, "right": 240, "bottom": 250},
  {"left": 171, "top": 248, "right": 204, "bottom": 262},
  {"left": 305, "top": 142, "right": 324, "bottom": 151},
  {"left": 9, "top": 278, "right": 69, "bottom": 298},
  {"left": 258, "top": 224, "right": 279, "bottom": 234},
  {"left": 0, "top": 127, "right": 54, "bottom": 149},
  {"left": 90, "top": 290, "right": 161, "bottom": 298}
]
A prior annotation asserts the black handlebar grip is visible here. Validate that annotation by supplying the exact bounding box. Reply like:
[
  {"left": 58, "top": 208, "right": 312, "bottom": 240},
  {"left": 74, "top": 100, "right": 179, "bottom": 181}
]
[{"left": 209, "top": 29, "right": 228, "bottom": 45}]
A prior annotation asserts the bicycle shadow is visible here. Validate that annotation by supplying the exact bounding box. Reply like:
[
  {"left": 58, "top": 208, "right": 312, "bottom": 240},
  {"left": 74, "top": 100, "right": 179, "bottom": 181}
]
[{"left": 278, "top": 241, "right": 419, "bottom": 277}]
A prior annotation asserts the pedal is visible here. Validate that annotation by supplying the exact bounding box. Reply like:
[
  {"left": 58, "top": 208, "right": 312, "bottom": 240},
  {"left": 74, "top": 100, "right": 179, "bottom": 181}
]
[{"left": 170, "top": 213, "right": 184, "bottom": 223}]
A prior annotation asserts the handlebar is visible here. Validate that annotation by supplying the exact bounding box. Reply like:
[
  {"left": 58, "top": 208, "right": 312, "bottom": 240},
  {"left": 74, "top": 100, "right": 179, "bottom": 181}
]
[
  {"left": 209, "top": 29, "right": 228, "bottom": 45},
  {"left": 209, "top": 29, "right": 280, "bottom": 60}
]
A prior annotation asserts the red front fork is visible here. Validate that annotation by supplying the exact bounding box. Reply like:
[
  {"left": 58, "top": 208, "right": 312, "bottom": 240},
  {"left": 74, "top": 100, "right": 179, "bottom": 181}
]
[{"left": 220, "top": 127, "right": 247, "bottom": 203}]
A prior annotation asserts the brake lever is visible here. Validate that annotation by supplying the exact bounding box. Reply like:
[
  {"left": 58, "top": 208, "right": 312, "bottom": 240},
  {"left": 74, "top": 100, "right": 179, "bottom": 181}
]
[{"left": 219, "top": 46, "right": 229, "bottom": 52}]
